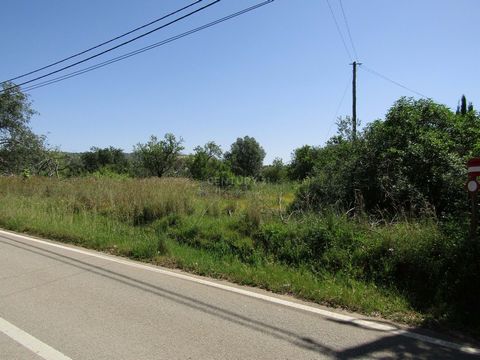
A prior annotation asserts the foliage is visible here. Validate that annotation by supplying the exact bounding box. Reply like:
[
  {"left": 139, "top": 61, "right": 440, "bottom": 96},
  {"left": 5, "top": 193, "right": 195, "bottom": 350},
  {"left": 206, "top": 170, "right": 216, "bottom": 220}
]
[
  {"left": 81, "top": 146, "right": 130, "bottom": 174},
  {"left": 456, "top": 94, "right": 474, "bottom": 116},
  {"left": 0, "top": 83, "right": 34, "bottom": 137},
  {"left": 262, "top": 158, "right": 287, "bottom": 183},
  {"left": 225, "top": 136, "right": 266, "bottom": 178},
  {"left": 0, "top": 83, "right": 47, "bottom": 175},
  {"left": 327, "top": 116, "right": 359, "bottom": 144},
  {"left": 287, "top": 145, "right": 321, "bottom": 180},
  {"left": 292, "top": 97, "right": 479, "bottom": 217},
  {"left": 163, "top": 155, "right": 190, "bottom": 177},
  {"left": 133, "top": 133, "right": 184, "bottom": 177},
  {"left": 357, "top": 98, "right": 467, "bottom": 215},
  {"left": 187, "top": 141, "right": 224, "bottom": 180},
  {"left": 290, "top": 141, "right": 358, "bottom": 212},
  {"left": 61, "top": 153, "right": 87, "bottom": 177}
]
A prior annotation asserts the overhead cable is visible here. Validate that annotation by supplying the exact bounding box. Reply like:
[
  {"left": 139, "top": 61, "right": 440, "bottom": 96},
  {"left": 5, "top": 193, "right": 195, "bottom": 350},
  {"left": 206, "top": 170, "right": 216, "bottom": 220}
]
[
  {"left": 325, "top": 0, "right": 353, "bottom": 61},
  {"left": 1, "top": 0, "right": 221, "bottom": 93},
  {"left": 359, "top": 64, "right": 429, "bottom": 98},
  {"left": 338, "top": 0, "right": 358, "bottom": 60},
  {"left": 0, "top": 0, "right": 205, "bottom": 85},
  {"left": 21, "top": 0, "right": 275, "bottom": 92}
]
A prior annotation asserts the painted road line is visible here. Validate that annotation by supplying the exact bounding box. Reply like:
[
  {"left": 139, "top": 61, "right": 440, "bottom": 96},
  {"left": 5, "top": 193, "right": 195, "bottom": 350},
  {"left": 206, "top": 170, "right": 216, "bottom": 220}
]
[
  {"left": 0, "top": 317, "right": 72, "bottom": 360},
  {"left": 0, "top": 229, "right": 479, "bottom": 355}
]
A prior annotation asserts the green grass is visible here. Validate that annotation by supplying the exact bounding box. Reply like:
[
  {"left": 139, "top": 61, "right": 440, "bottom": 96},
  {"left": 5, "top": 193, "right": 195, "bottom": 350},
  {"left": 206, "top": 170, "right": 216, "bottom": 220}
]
[
  {"left": 159, "top": 239, "right": 416, "bottom": 322},
  {"left": 0, "top": 194, "right": 160, "bottom": 259},
  {"left": 0, "top": 176, "right": 466, "bottom": 330}
]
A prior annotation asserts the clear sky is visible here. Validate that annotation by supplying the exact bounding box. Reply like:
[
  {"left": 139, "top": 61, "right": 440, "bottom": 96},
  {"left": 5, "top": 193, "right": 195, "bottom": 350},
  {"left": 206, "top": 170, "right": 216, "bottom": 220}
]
[{"left": 1, "top": 0, "right": 478, "bottom": 163}]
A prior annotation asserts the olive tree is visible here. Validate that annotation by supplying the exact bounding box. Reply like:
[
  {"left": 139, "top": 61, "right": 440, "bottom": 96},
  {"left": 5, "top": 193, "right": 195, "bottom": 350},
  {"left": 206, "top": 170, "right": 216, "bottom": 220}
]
[
  {"left": 224, "top": 136, "right": 265, "bottom": 178},
  {"left": 188, "top": 141, "right": 223, "bottom": 180},
  {"left": 133, "top": 133, "right": 184, "bottom": 177}
]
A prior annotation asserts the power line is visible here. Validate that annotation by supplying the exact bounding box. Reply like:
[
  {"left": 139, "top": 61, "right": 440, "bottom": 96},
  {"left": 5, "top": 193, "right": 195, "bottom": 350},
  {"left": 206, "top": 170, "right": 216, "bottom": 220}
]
[
  {"left": 22, "top": 1, "right": 274, "bottom": 92},
  {"left": 21, "top": 1, "right": 275, "bottom": 93},
  {"left": 338, "top": 0, "right": 358, "bottom": 60},
  {"left": 0, "top": 0, "right": 204, "bottom": 86},
  {"left": 325, "top": 0, "right": 353, "bottom": 62},
  {"left": 359, "top": 64, "right": 429, "bottom": 98},
  {"left": 1, "top": 0, "right": 220, "bottom": 93}
]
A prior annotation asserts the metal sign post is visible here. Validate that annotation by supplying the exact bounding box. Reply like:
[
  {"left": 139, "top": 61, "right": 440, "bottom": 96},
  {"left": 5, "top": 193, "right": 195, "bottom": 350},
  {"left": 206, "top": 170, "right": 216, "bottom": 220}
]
[
  {"left": 467, "top": 159, "right": 480, "bottom": 240},
  {"left": 471, "top": 191, "right": 478, "bottom": 240}
]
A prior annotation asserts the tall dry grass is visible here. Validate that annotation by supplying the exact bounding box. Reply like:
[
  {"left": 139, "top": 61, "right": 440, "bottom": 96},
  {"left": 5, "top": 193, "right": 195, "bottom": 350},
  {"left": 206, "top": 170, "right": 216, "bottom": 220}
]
[{"left": 0, "top": 177, "right": 198, "bottom": 224}]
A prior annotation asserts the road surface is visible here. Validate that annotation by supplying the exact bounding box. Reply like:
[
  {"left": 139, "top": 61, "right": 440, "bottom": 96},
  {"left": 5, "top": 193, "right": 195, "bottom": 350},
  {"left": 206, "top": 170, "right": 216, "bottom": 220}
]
[{"left": 0, "top": 229, "right": 478, "bottom": 360}]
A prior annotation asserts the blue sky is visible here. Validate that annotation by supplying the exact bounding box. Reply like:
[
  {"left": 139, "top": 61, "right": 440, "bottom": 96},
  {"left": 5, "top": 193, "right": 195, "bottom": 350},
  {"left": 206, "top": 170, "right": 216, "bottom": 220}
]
[{"left": 1, "top": 0, "right": 478, "bottom": 163}]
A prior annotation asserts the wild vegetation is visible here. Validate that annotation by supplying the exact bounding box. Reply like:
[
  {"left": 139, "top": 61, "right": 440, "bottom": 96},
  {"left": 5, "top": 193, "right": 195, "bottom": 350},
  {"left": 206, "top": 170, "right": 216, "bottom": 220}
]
[{"left": 1, "top": 82, "right": 479, "bottom": 335}]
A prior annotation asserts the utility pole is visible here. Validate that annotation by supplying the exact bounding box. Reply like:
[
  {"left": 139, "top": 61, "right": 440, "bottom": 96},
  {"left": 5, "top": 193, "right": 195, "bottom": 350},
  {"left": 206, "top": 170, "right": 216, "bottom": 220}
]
[
  {"left": 351, "top": 61, "right": 361, "bottom": 141},
  {"left": 351, "top": 61, "right": 362, "bottom": 216}
]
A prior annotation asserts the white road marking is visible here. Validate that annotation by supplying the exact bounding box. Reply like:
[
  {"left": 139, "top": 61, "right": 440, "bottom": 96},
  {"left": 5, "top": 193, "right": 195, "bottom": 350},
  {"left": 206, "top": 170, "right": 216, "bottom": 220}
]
[
  {"left": 1, "top": 229, "right": 479, "bottom": 355},
  {"left": 0, "top": 317, "right": 72, "bottom": 360}
]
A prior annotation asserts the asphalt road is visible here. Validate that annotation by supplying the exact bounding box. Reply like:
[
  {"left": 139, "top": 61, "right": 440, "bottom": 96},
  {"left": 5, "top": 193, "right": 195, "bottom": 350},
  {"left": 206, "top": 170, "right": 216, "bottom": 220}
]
[{"left": 0, "top": 230, "right": 478, "bottom": 360}]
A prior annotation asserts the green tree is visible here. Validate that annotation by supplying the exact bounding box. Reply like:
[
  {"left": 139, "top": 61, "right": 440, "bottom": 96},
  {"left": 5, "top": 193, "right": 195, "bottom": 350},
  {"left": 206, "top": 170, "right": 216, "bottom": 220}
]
[
  {"left": 290, "top": 141, "right": 358, "bottom": 212},
  {"left": 365, "top": 97, "right": 465, "bottom": 215},
  {"left": 188, "top": 141, "right": 223, "bottom": 180},
  {"left": 133, "top": 134, "right": 184, "bottom": 177},
  {"left": 81, "top": 146, "right": 129, "bottom": 174},
  {"left": 0, "top": 83, "right": 47, "bottom": 175},
  {"left": 468, "top": 102, "right": 474, "bottom": 113},
  {"left": 224, "top": 136, "right": 265, "bottom": 178},
  {"left": 292, "top": 97, "right": 476, "bottom": 216},
  {"left": 451, "top": 98, "right": 480, "bottom": 157},
  {"left": 61, "top": 153, "right": 86, "bottom": 177},
  {"left": 262, "top": 158, "right": 287, "bottom": 183},
  {"left": 288, "top": 145, "right": 321, "bottom": 180},
  {"left": 457, "top": 95, "right": 468, "bottom": 116},
  {"left": 456, "top": 94, "right": 475, "bottom": 116}
]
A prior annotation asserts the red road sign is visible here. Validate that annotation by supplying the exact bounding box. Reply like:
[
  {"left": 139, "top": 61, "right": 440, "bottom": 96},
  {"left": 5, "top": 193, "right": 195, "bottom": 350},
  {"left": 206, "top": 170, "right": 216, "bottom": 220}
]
[{"left": 468, "top": 158, "right": 480, "bottom": 178}]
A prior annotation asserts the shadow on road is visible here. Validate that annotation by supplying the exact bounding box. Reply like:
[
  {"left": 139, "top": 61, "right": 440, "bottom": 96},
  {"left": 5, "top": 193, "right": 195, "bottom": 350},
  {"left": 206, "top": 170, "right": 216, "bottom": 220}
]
[{"left": 0, "top": 237, "right": 478, "bottom": 360}]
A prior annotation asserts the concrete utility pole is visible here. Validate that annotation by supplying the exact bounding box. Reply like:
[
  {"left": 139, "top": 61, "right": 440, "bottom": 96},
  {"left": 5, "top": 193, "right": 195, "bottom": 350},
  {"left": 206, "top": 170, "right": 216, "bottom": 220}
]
[{"left": 351, "top": 61, "right": 361, "bottom": 141}]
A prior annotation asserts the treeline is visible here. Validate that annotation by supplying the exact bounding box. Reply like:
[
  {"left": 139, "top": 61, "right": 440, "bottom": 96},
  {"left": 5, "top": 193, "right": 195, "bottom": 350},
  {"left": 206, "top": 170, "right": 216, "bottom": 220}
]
[
  {"left": 2, "top": 82, "right": 480, "bottom": 219},
  {"left": 35, "top": 133, "right": 294, "bottom": 185},
  {"left": 61, "top": 135, "right": 269, "bottom": 185},
  {"left": 58, "top": 133, "right": 297, "bottom": 185},
  {"left": 24, "top": 98, "right": 480, "bottom": 220}
]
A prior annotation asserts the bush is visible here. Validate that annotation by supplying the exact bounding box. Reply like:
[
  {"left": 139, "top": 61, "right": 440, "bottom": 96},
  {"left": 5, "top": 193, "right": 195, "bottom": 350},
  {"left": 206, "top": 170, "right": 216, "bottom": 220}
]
[
  {"left": 287, "top": 145, "right": 322, "bottom": 181},
  {"left": 291, "top": 97, "right": 478, "bottom": 217},
  {"left": 289, "top": 141, "right": 358, "bottom": 212},
  {"left": 81, "top": 146, "right": 130, "bottom": 174},
  {"left": 188, "top": 142, "right": 224, "bottom": 181},
  {"left": 262, "top": 158, "right": 287, "bottom": 183}
]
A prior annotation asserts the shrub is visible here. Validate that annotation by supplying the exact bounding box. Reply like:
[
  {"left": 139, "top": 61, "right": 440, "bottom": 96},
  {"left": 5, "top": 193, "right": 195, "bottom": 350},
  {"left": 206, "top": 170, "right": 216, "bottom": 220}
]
[
  {"left": 188, "top": 142, "right": 224, "bottom": 181},
  {"left": 287, "top": 145, "right": 322, "bottom": 181},
  {"left": 291, "top": 97, "right": 478, "bottom": 217},
  {"left": 262, "top": 158, "right": 287, "bottom": 183},
  {"left": 224, "top": 136, "right": 266, "bottom": 178}
]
